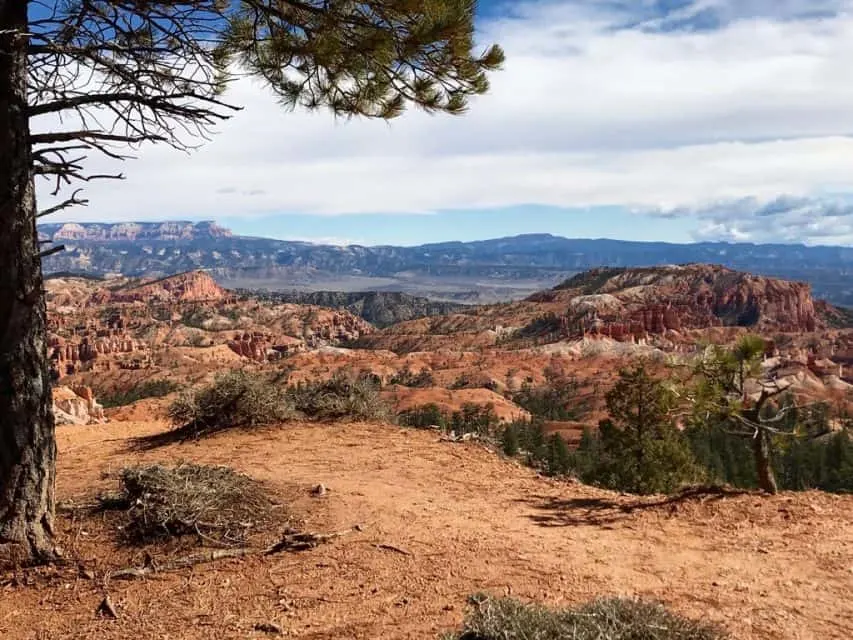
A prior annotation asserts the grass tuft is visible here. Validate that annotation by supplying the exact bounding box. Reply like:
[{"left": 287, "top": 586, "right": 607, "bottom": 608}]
[{"left": 444, "top": 594, "right": 728, "bottom": 640}]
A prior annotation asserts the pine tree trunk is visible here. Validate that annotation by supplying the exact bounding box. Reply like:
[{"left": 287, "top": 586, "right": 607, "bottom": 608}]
[
  {"left": 753, "top": 430, "right": 778, "bottom": 495},
  {"left": 0, "top": 0, "right": 58, "bottom": 566}
]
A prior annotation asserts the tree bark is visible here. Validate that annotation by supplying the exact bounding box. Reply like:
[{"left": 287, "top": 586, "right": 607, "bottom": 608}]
[
  {"left": 753, "top": 430, "right": 778, "bottom": 495},
  {"left": 0, "top": 0, "right": 57, "bottom": 566}
]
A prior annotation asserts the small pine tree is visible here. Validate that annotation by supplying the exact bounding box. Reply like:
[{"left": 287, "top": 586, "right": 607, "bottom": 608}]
[
  {"left": 572, "top": 426, "right": 600, "bottom": 479},
  {"left": 586, "top": 365, "right": 700, "bottom": 494},
  {"left": 546, "top": 433, "right": 572, "bottom": 476},
  {"left": 502, "top": 424, "right": 520, "bottom": 457},
  {"left": 522, "top": 419, "right": 548, "bottom": 465}
]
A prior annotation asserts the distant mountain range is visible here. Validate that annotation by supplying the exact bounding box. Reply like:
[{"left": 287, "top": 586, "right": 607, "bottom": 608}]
[{"left": 39, "top": 221, "right": 853, "bottom": 306}]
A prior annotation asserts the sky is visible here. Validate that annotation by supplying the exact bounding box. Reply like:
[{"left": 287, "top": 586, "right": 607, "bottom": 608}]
[{"left": 36, "top": 0, "right": 853, "bottom": 247}]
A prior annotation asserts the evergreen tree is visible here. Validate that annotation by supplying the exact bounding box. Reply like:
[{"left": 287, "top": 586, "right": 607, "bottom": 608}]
[
  {"left": 546, "top": 433, "right": 571, "bottom": 476},
  {"left": 588, "top": 365, "right": 699, "bottom": 495},
  {"left": 502, "top": 423, "right": 520, "bottom": 457},
  {"left": 522, "top": 419, "right": 548, "bottom": 465},
  {"left": 823, "top": 429, "right": 853, "bottom": 492},
  {"left": 570, "top": 426, "right": 600, "bottom": 479}
]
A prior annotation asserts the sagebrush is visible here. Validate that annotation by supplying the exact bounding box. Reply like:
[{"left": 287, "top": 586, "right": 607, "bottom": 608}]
[
  {"left": 168, "top": 370, "right": 295, "bottom": 435},
  {"left": 444, "top": 594, "right": 727, "bottom": 640},
  {"left": 168, "top": 370, "right": 394, "bottom": 435}
]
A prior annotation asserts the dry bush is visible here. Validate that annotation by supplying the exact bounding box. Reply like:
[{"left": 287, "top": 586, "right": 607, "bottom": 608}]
[
  {"left": 168, "top": 370, "right": 295, "bottom": 436},
  {"left": 445, "top": 594, "right": 727, "bottom": 640},
  {"left": 287, "top": 374, "right": 394, "bottom": 422},
  {"left": 104, "top": 463, "right": 278, "bottom": 545}
]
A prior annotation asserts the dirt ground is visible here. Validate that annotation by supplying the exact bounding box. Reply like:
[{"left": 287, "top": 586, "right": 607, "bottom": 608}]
[{"left": 2, "top": 420, "right": 852, "bottom": 639}]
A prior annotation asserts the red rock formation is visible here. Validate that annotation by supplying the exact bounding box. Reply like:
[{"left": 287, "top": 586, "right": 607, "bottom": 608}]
[{"left": 112, "top": 270, "right": 227, "bottom": 304}]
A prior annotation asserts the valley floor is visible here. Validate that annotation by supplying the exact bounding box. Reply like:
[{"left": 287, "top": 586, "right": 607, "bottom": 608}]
[{"left": 2, "top": 421, "right": 852, "bottom": 639}]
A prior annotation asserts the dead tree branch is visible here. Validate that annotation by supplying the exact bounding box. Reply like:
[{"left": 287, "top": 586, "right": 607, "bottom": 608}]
[{"left": 107, "top": 525, "right": 362, "bottom": 581}]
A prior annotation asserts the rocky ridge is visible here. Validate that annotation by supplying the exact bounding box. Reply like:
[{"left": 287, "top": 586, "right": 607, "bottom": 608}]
[
  {"left": 111, "top": 270, "right": 227, "bottom": 303},
  {"left": 45, "top": 264, "right": 853, "bottom": 429},
  {"left": 541, "top": 264, "right": 826, "bottom": 339},
  {"left": 355, "top": 264, "right": 847, "bottom": 354},
  {"left": 44, "top": 220, "right": 231, "bottom": 242}
]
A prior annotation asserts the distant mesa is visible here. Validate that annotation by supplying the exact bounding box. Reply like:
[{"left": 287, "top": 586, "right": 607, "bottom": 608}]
[
  {"left": 538, "top": 264, "right": 829, "bottom": 339},
  {"left": 45, "top": 220, "right": 232, "bottom": 242}
]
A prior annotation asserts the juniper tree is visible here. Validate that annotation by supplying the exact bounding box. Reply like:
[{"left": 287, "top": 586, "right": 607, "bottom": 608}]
[{"left": 0, "top": 0, "right": 503, "bottom": 565}]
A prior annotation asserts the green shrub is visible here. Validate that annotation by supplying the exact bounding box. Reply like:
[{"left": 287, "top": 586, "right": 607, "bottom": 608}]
[
  {"left": 180, "top": 307, "right": 215, "bottom": 329},
  {"left": 579, "top": 365, "right": 700, "bottom": 495},
  {"left": 545, "top": 433, "right": 572, "bottom": 476},
  {"left": 501, "top": 423, "right": 520, "bottom": 456},
  {"left": 589, "top": 419, "right": 700, "bottom": 495},
  {"left": 450, "top": 373, "right": 474, "bottom": 390},
  {"left": 389, "top": 366, "right": 435, "bottom": 388},
  {"left": 398, "top": 403, "right": 448, "bottom": 429},
  {"left": 186, "top": 331, "right": 210, "bottom": 348},
  {"left": 450, "top": 403, "right": 499, "bottom": 436},
  {"left": 510, "top": 367, "right": 588, "bottom": 420},
  {"left": 398, "top": 402, "right": 501, "bottom": 437},
  {"left": 168, "top": 370, "right": 295, "bottom": 435},
  {"left": 101, "top": 378, "right": 181, "bottom": 408},
  {"left": 503, "top": 417, "right": 548, "bottom": 464},
  {"left": 444, "top": 594, "right": 727, "bottom": 640}
]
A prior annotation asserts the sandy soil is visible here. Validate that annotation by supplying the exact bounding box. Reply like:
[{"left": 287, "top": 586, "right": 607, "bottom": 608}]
[{"left": 2, "top": 420, "right": 852, "bottom": 640}]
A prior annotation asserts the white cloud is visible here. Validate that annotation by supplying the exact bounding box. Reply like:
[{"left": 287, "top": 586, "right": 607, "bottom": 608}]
[
  {"left": 34, "top": 0, "right": 853, "bottom": 245},
  {"left": 650, "top": 194, "right": 853, "bottom": 244}
]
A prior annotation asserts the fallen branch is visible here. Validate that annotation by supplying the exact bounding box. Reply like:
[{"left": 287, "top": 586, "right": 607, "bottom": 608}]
[
  {"left": 376, "top": 543, "right": 412, "bottom": 557},
  {"left": 107, "top": 525, "right": 363, "bottom": 581},
  {"left": 263, "top": 526, "right": 361, "bottom": 555},
  {"left": 109, "top": 547, "right": 255, "bottom": 580}
]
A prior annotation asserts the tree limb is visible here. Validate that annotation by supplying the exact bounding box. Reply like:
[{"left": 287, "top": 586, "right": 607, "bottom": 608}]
[{"left": 37, "top": 190, "right": 88, "bottom": 217}]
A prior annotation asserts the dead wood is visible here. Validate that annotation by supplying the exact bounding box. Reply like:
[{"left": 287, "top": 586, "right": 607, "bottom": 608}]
[
  {"left": 107, "top": 526, "right": 362, "bottom": 581},
  {"left": 96, "top": 595, "right": 118, "bottom": 618},
  {"left": 376, "top": 543, "right": 413, "bottom": 556},
  {"left": 108, "top": 548, "right": 255, "bottom": 580},
  {"left": 263, "top": 526, "right": 360, "bottom": 555}
]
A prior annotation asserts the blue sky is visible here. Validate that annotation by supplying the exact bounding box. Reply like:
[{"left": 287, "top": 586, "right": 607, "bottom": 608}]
[
  {"left": 37, "top": 0, "right": 853, "bottom": 246},
  {"left": 218, "top": 205, "right": 697, "bottom": 245}
]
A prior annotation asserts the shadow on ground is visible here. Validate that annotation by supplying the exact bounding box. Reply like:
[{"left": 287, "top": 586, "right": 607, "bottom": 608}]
[
  {"left": 123, "top": 420, "right": 265, "bottom": 451},
  {"left": 517, "top": 486, "right": 753, "bottom": 528}
]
